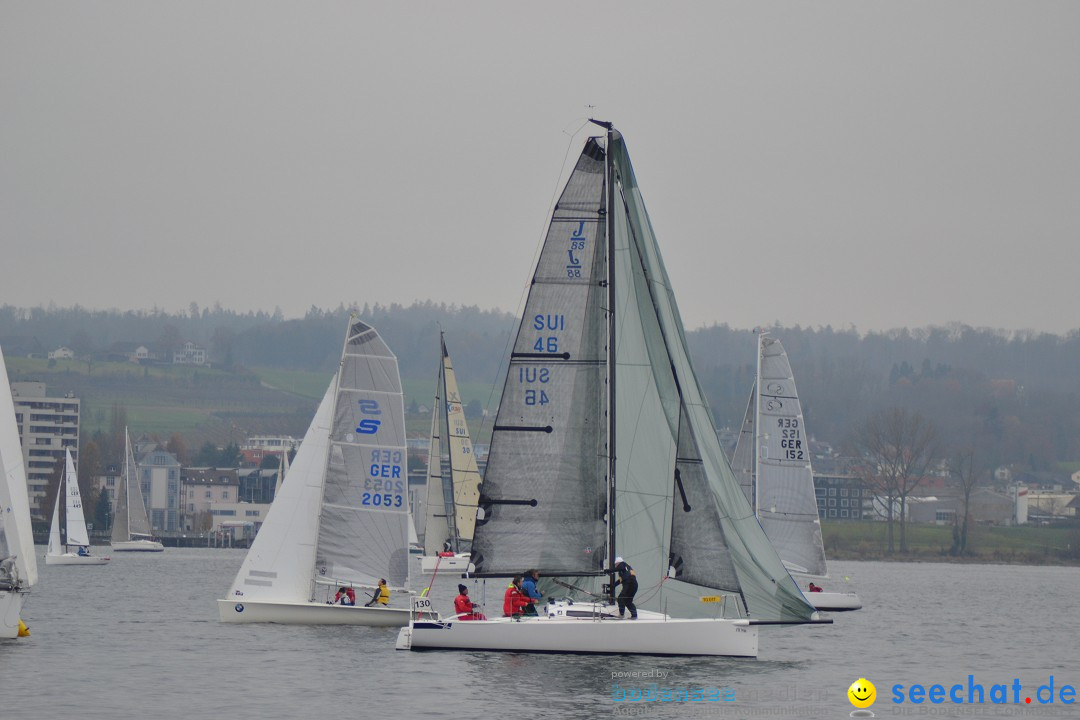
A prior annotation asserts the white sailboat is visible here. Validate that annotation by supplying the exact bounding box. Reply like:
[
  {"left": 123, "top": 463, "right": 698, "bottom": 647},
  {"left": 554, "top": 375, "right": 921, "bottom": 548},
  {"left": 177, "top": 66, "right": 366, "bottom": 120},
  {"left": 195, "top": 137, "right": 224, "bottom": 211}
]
[
  {"left": 419, "top": 333, "right": 480, "bottom": 575},
  {"left": 45, "top": 449, "right": 111, "bottom": 565},
  {"left": 398, "top": 123, "right": 827, "bottom": 657},
  {"left": 110, "top": 430, "right": 164, "bottom": 552},
  {"left": 218, "top": 319, "right": 416, "bottom": 626},
  {"left": 731, "top": 332, "right": 861, "bottom": 611},
  {"left": 1, "top": 345, "right": 38, "bottom": 639}
]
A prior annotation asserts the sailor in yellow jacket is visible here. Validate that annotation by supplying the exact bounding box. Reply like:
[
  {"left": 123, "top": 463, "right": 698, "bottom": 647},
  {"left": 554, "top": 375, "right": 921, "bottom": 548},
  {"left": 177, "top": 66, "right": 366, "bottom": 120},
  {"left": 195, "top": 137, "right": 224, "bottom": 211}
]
[{"left": 364, "top": 578, "right": 390, "bottom": 607}]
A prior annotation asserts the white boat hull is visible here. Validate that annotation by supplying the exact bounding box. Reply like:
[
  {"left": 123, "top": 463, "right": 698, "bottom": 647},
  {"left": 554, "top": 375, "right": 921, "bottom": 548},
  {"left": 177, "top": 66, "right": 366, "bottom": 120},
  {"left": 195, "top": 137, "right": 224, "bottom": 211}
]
[
  {"left": 0, "top": 589, "right": 27, "bottom": 640},
  {"left": 111, "top": 540, "right": 165, "bottom": 552},
  {"left": 397, "top": 613, "right": 758, "bottom": 657},
  {"left": 419, "top": 554, "right": 474, "bottom": 574},
  {"left": 44, "top": 553, "right": 111, "bottom": 566},
  {"left": 217, "top": 598, "right": 413, "bottom": 627},
  {"left": 808, "top": 591, "right": 862, "bottom": 611}
]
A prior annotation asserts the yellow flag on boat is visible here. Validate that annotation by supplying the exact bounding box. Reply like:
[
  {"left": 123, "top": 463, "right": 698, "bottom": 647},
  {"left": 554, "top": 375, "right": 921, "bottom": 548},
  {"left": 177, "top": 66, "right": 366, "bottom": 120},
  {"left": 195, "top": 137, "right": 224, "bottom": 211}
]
[{"left": 18, "top": 619, "right": 30, "bottom": 637}]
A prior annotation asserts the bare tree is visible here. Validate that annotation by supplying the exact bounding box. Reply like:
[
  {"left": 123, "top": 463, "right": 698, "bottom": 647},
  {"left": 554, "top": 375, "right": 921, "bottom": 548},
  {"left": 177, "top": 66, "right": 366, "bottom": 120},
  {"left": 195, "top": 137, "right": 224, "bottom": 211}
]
[
  {"left": 948, "top": 445, "right": 986, "bottom": 555},
  {"left": 851, "top": 407, "right": 941, "bottom": 553}
]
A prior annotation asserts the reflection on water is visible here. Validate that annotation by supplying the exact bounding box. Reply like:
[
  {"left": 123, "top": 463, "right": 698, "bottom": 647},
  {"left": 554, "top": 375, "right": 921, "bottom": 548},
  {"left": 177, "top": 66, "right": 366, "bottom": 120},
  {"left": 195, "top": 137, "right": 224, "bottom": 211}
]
[{"left": 2, "top": 550, "right": 1077, "bottom": 719}]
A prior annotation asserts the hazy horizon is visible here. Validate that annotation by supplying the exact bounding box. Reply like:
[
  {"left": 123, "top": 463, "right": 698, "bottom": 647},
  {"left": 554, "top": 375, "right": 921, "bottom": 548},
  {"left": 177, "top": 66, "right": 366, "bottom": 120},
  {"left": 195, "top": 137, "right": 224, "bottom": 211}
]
[{"left": 3, "top": 2, "right": 1078, "bottom": 335}]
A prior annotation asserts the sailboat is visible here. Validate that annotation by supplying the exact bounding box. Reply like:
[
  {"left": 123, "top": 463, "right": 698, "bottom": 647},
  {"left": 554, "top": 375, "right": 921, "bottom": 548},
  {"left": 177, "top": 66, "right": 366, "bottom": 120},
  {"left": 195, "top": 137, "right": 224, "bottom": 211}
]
[
  {"left": 110, "top": 430, "right": 165, "bottom": 552},
  {"left": 731, "top": 332, "right": 861, "bottom": 611},
  {"left": 45, "top": 449, "right": 111, "bottom": 565},
  {"left": 1, "top": 345, "right": 39, "bottom": 639},
  {"left": 397, "top": 123, "right": 827, "bottom": 657},
  {"left": 419, "top": 333, "right": 481, "bottom": 575},
  {"left": 218, "top": 319, "right": 416, "bottom": 626}
]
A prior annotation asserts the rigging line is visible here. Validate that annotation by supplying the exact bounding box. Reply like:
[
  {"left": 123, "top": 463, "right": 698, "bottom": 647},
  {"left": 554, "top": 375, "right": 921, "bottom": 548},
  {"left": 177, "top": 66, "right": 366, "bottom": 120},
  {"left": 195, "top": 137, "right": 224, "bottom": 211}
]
[{"left": 475, "top": 119, "right": 593, "bottom": 446}]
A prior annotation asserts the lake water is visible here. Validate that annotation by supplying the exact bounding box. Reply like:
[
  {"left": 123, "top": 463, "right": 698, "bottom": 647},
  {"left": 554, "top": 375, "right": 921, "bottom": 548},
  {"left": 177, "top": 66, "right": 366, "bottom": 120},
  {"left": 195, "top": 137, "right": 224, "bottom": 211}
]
[{"left": 2, "top": 549, "right": 1077, "bottom": 719}]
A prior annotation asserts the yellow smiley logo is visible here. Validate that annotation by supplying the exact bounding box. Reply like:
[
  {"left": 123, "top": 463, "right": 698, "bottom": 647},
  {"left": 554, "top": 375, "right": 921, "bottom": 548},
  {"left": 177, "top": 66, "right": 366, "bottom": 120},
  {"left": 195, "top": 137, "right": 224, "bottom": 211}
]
[{"left": 848, "top": 678, "right": 876, "bottom": 709}]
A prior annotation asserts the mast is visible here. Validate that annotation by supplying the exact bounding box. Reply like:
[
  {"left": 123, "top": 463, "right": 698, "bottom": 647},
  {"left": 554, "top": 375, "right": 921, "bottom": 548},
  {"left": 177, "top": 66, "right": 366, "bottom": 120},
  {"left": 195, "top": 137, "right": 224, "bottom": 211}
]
[
  {"left": 591, "top": 118, "right": 618, "bottom": 598},
  {"left": 753, "top": 330, "right": 764, "bottom": 513}
]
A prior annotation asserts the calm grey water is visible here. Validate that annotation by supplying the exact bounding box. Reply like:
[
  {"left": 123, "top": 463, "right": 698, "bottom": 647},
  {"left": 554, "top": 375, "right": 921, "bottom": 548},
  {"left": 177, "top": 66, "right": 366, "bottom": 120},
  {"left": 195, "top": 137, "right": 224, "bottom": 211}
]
[{"left": 2, "top": 549, "right": 1077, "bottom": 719}]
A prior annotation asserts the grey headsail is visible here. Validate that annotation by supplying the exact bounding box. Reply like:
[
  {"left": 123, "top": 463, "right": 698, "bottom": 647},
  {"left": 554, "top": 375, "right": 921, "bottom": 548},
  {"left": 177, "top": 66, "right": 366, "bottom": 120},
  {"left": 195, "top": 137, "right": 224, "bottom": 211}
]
[
  {"left": 314, "top": 320, "right": 410, "bottom": 589},
  {"left": 607, "top": 131, "right": 814, "bottom": 622},
  {"left": 471, "top": 138, "right": 609, "bottom": 576}
]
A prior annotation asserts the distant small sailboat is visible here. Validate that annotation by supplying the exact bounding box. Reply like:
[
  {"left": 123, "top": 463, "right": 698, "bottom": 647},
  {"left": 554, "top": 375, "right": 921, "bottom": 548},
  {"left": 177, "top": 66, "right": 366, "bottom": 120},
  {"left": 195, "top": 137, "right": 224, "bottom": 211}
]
[
  {"left": 45, "top": 449, "right": 110, "bottom": 565},
  {"left": 110, "top": 430, "right": 164, "bottom": 552},
  {"left": 1, "top": 345, "right": 39, "bottom": 638},
  {"left": 419, "top": 333, "right": 480, "bottom": 575},
  {"left": 218, "top": 318, "right": 416, "bottom": 626},
  {"left": 731, "top": 332, "right": 861, "bottom": 611}
]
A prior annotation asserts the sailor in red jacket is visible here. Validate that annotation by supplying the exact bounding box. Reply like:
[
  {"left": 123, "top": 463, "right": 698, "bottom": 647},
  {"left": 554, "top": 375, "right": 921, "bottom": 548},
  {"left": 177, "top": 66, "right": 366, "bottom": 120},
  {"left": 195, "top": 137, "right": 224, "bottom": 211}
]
[
  {"left": 503, "top": 575, "right": 531, "bottom": 617},
  {"left": 454, "top": 584, "right": 486, "bottom": 620}
]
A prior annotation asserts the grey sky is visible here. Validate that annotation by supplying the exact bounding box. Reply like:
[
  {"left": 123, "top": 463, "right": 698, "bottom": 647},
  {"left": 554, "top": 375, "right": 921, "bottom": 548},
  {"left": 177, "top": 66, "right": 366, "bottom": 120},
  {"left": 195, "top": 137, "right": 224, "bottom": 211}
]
[{"left": 2, "top": 2, "right": 1078, "bottom": 334}]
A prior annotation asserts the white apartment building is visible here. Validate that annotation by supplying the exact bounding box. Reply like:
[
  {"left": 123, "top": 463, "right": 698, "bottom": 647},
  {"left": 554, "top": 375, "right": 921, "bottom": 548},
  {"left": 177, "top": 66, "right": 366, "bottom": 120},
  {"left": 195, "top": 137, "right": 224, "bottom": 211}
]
[{"left": 10, "top": 382, "right": 80, "bottom": 519}]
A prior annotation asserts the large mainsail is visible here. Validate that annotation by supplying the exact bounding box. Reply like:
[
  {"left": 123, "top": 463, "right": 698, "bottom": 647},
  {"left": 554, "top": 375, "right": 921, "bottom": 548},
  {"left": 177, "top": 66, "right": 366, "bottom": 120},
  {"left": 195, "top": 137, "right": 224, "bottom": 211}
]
[
  {"left": 472, "top": 137, "right": 609, "bottom": 576},
  {"left": 749, "top": 335, "right": 828, "bottom": 577},
  {"left": 314, "top": 320, "right": 409, "bottom": 590},
  {"left": 471, "top": 129, "right": 814, "bottom": 623},
  {"left": 0, "top": 347, "right": 38, "bottom": 587}
]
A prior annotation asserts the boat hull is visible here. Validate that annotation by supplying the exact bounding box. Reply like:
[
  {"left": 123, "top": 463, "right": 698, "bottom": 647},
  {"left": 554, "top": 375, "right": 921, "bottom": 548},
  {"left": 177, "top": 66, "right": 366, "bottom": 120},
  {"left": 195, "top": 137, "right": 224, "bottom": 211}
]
[
  {"left": 0, "top": 588, "right": 27, "bottom": 639},
  {"left": 808, "top": 592, "right": 862, "bottom": 611},
  {"left": 44, "top": 553, "right": 111, "bottom": 566},
  {"left": 419, "top": 554, "right": 474, "bottom": 574},
  {"left": 217, "top": 599, "right": 412, "bottom": 627},
  {"left": 397, "top": 615, "right": 758, "bottom": 657},
  {"left": 111, "top": 540, "right": 164, "bottom": 552}
]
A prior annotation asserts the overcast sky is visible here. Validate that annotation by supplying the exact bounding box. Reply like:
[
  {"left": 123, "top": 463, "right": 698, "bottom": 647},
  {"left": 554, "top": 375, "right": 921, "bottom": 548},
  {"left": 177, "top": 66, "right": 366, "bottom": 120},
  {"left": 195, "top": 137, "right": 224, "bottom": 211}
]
[{"left": 2, "top": 2, "right": 1078, "bottom": 334}]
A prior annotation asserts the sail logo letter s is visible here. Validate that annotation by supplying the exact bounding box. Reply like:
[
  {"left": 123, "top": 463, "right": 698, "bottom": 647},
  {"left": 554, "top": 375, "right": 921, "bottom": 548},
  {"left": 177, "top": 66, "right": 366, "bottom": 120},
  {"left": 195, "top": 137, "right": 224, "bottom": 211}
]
[{"left": 356, "top": 399, "right": 382, "bottom": 435}]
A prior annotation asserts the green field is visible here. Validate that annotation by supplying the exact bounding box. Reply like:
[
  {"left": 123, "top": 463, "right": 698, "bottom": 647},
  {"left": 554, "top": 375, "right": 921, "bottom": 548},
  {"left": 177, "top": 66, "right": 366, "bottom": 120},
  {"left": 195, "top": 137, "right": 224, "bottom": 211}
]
[{"left": 821, "top": 520, "right": 1080, "bottom": 564}]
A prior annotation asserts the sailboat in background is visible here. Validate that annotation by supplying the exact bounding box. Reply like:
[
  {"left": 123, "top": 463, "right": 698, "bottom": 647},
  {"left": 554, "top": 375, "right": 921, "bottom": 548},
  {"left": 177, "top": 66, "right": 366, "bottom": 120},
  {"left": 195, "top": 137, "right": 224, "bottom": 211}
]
[
  {"left": 110, "top": 430, "right": 164, "bottom": 552},
  {"left": 398, "top": 123, "right": 827, "bottom": 657},
  {"left": 1, "top": 345, "right": 38, "bottom": 639},
  {"left": 45, "top": 449, "right": 110, "bottom": 565},
  {"left": 420, "top": 333, "right": 480, "bottom": 575},
  {"left": 219, "top": 318, "right": 416, "bottom": 626},
  {"left": 731, "top": 332, "right": 861, "bottom": 611}
]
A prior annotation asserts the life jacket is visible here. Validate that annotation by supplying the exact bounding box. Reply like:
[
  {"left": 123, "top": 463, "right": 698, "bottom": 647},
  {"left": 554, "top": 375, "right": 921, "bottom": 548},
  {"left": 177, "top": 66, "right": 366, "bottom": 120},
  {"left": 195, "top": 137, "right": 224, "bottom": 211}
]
[
  {"left": 503, "top": 583, "right": 530, "bottom": 616},
  {"left": 375, "top": 584, "right": 390, "bottom": 605}
]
